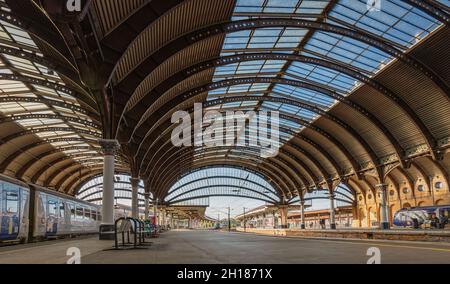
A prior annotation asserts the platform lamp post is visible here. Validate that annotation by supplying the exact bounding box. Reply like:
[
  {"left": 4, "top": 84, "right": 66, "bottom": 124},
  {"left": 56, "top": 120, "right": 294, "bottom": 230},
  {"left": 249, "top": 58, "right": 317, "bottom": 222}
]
[
  {"left": 228, "top": 207, "right": 231, "bottom": 232},
  {"left": 243, "top": 207, "right": 248, "bottom": 232},
  {"left": 153, "top": 198, "right": 158, "bottom": 226},
  {"left": 144, "top": 193, "right": 150, "bottom": 220},
  {"left": 217, "top": 213, "right": 220, "bottom": 228}
]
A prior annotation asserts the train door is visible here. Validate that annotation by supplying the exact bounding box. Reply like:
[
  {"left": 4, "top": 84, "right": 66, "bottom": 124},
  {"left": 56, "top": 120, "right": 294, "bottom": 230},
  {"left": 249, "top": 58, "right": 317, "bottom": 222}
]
[
  {"left": 1, "top": 188, "right": 20, "bottom": 240},
  {"left": 67, "top": 203, "right": 76, "bottom": 232},
  {"left": 33, "top": 192, "right": 47, "bottom": 238},
  {"left": 59, "top": 201, "right": 67, "bottom": 234},
  {"left": 20, "top": 189, "right": 30, "bottom": 241},
  {"left": 444, "top": 207, "right": 450, "bottom": 229},
  {"left": 46, "top": 198, "right": 59, "bottom": 236}
]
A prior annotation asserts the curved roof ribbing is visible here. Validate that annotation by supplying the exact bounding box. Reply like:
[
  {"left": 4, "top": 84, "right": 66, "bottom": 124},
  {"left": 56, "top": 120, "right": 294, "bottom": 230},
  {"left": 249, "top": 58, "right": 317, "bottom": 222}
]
[{"left": 0, "top": 0, "right": 447, "bottom": 204}]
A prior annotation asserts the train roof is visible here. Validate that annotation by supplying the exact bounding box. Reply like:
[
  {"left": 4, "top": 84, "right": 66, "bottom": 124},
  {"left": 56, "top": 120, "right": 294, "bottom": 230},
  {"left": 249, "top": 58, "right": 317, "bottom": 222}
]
[
  {"left": 29, "top": 183, "right": 101, "bottom": 209},
  {"left": 399, "top": 205, "right": 450, "bottom": 211},
  {"left": 0, "top": 174, "right": 30, "bottom": 189}
]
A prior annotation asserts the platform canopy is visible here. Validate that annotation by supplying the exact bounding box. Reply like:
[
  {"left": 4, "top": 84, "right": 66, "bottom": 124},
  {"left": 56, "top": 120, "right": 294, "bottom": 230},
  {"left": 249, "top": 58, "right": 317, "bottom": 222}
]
[{"left": 0, "top": 0, "right": 448, "bottom": 203}]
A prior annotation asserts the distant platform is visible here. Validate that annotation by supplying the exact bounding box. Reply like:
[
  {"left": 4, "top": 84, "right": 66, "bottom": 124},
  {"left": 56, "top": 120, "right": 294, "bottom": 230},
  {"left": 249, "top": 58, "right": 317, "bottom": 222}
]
[{"left": 236, "top": 228, "right": 450, "bottom": 243}]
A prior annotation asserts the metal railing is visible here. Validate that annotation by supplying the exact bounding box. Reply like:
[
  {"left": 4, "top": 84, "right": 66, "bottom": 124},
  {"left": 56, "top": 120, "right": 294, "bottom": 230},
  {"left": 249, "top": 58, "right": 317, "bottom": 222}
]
[{"left": 113, "top": 217, "right": 150, "bottom": 250}]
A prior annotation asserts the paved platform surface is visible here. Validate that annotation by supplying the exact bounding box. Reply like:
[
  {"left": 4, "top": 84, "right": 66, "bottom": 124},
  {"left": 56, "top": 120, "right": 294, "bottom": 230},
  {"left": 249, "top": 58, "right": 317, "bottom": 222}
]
[
  {"left": 84, "top": 230, "right": 450, "bottom": 264},
  {"left": 0, "top": 236, "right": 111, "bottom": 264},
  {"left": 1, "top": 230, "right": 450, "bottom": 264}
]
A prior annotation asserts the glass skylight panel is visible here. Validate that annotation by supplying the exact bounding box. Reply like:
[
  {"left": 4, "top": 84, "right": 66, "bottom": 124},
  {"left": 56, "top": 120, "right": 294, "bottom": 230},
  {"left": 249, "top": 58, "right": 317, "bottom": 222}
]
[
  {"left": 0, "top": 80, "right": 28, "bottom": 92},
  {"left": 304, "top": 31, "right": 392, "bottom": 73},
  {"left": 330, "top": 0, "right": 441, "bottom": 48},
  {"left": 297, "top": 0, "right": 329, "bottom": 14},
  {"left": 285, "top": 61, "right": 356, "bottom": 92},
  {"left": 234, "top": 0, "right": 329, "bottom": 17},
  {"left": 209, "top": 1, "right": 332, "bottom": 148},
  {"left": 240, "top": 101, "right": 258, "bottom": 107},
  {"left": 4, "top": 54, "right": 38, "bottom": 73},
  {"left": 206, "top": 0, "right": 447, "bottom": 164},
  {"left": 272, "top": 85, "right": 333, "bottom": 108},
  {"left": 0, "top": 101, "right": 44, "bottom": 115},
  {"left": 0, "top": 17, "right": 102, "bottom": 170},
  {"left": 436, "top": 0, "right": 450, "bottom": 7}
]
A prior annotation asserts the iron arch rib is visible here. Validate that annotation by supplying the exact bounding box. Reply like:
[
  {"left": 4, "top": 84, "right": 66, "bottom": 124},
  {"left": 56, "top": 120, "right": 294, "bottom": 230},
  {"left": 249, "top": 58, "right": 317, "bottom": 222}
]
[
  {"left": 115, "top": 18, "right": 449, "bottom": 119},
  {"left": 151, "top": 150, "right": 302, "bottom": 198},
  {"left": 167, "top": 175, "right": 278, "bottom": 197},
  {"left": 166, "top": 185, "right": 278, "bottom": 205},
  {"left": 166, "top": 165, "right": 285, "bottom": 200},
  {"left": 148, "top": 146, "right": 310, "bottom": 194},
  {"left": 134, "top": 92, "right": 379, "bottom": 173},
  {"left": 152, "top": 159, "right": 291, "bottom": 200}
]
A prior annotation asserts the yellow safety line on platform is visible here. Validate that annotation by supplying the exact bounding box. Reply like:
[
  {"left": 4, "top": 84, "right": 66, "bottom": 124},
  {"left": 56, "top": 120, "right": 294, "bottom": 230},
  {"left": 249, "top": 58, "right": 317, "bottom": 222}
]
[
  {"left": 280, "top": 236, "right": 450, "bottom": 253},
  {"left": 232, "top": 232, "right": 450, "bottom": 253},
  {"left": 312, "top": 239, "right": 450, "bottom": 253}
]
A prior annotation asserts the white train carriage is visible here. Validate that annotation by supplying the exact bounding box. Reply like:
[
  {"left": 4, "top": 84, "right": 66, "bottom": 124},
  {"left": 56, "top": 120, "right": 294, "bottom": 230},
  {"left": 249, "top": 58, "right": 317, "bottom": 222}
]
[
  {"left": 30, "top": 185, "right": 102, "bottom": 239},
  {"left": 1, "top": 174, "right": 144, "bottom": 244}
]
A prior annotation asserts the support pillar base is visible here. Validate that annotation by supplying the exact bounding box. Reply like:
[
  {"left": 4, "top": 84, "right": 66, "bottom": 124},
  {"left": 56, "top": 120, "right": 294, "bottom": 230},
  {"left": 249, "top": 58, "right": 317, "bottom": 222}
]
[
  {"left": 330, "top": 224, "right": 336, "bottom": 230},
  {"left": 380, "top": 222, "right": 390, "bottom": 230},
  {"left": 99, "top": 224, "right": 115, "bottom": 240},
  {"left": 301, "top": 224, "right": 306, "bottom": 229}
]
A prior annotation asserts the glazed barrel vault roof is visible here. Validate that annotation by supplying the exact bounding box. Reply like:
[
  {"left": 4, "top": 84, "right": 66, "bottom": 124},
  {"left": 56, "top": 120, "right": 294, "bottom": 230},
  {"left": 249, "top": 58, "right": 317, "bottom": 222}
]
[{"left": 0, "top": 0, "right": 448, "bottom": 203}]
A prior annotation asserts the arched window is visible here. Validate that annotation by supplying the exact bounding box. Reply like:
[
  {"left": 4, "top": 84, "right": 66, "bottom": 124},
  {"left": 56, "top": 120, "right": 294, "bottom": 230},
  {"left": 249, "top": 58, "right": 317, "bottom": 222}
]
[
  {"left": 76, "top": 174, "right": 149, "bottom": 208},
  {"left": 165, "top": 167, "right": 280, "bottom": 206}
]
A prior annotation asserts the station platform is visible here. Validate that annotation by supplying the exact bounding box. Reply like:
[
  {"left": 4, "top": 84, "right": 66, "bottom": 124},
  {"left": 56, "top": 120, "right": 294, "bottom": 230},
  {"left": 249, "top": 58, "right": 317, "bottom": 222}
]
[
  {"left": 236, "top": 228, "right": 450, "bottom": 243},
  {"left": 1, "top": 230, "right": 450, "bottom": 264}
]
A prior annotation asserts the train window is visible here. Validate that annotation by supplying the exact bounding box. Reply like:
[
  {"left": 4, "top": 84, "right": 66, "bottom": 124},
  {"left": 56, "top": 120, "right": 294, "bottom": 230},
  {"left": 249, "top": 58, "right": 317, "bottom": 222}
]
[
  {"left": 48, "top": 200, "right": 58, "bottom": 216},
  {"left": 69, "top": 204, "right": 75, "bottom": 219},
  {"left": 60, "top": 203, "right": 65, "bottom": 218},
  {"left": 76, "top": 207, "right": 84, "bottom": 219},
  {"left": 5, "top": 192, "right": 19, "bottom": 214},
  {"left": 85, "top": 209, "right": 91, "bottom": 219},
  {"left": 443, "top": 209, "right": 450, "bottom": 218},
  {"left": 98, "top": 213, "right": 102, "bottom": 222},
  {"left": 92, "top": 210, "right": 97, "bottom": 221}
]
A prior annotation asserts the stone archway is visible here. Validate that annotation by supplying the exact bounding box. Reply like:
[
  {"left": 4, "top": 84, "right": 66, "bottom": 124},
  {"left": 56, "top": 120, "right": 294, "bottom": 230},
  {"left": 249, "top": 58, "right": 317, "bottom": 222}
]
[
  {"left": 389, "top": 205, "right": 396, "bottom": 224},
  {"left": 367, "top": 207, "right": 377, "bottom": 228}
]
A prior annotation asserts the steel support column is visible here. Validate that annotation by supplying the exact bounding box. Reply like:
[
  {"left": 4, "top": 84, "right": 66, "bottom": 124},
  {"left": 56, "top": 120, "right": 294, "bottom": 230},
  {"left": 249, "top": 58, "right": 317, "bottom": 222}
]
[
  {"left": 144, "top": 193, "right": 150, "bottom": 220},
  {"left": 377, "top": 184, "right": 390, "bottom": 230},
  {"left": 131, "top": 177, "right": 140, "bottom": 218},
  {"left": 279, "top": 205, "right": 289, "bottom": 229},
  {"left": 300, "top": 201, "right": 306, "bottom": 230},
  {"left": 98, "top": 139, "right": 119, "bottom": 240},
  {"left": 153, "top": 200, "right": 158, "bottom": 226},
  {"left": 329, "top": 194, "right": 336, "bottom": 230}
]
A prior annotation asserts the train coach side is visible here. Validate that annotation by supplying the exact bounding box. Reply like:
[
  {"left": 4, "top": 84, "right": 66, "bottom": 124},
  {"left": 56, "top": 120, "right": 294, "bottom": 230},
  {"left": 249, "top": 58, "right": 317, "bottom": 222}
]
[
  {"left": 30, "top": 185, "right": 102, "bottom": 239},
  {"left": 0, "top": 175, "right": 30, "bottom": 243}
]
